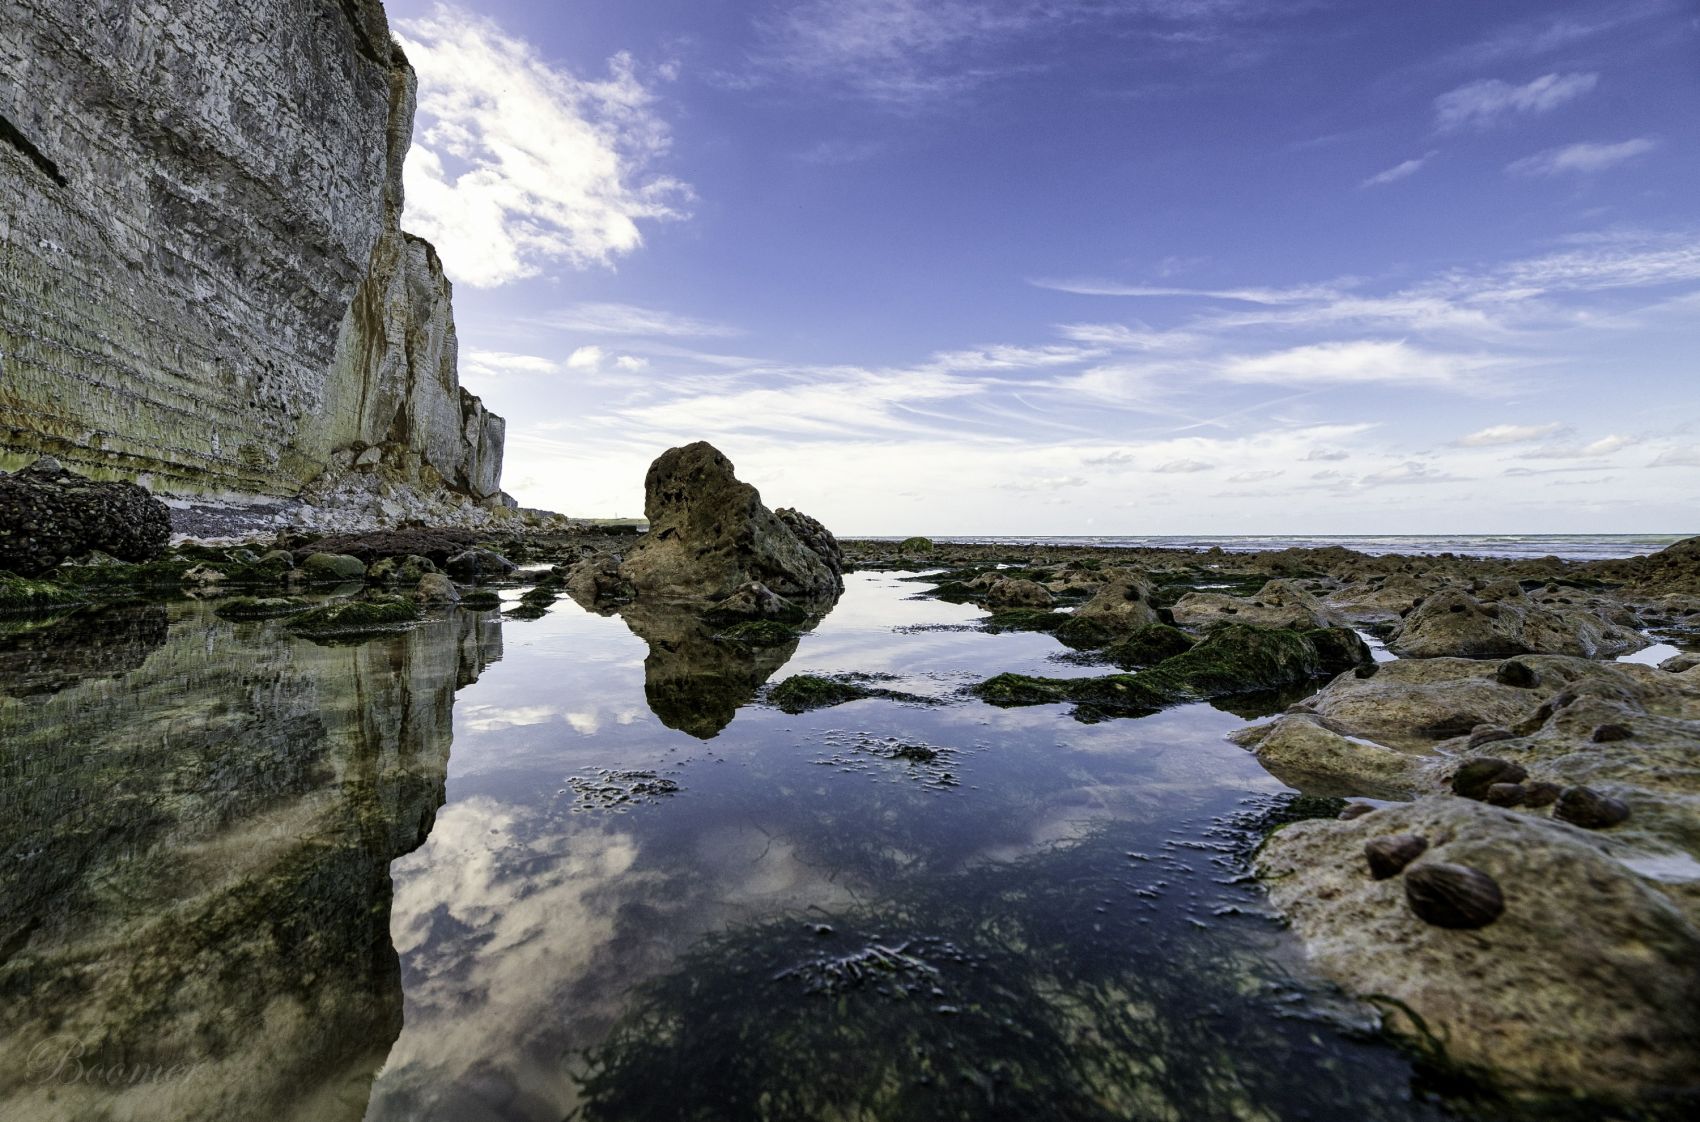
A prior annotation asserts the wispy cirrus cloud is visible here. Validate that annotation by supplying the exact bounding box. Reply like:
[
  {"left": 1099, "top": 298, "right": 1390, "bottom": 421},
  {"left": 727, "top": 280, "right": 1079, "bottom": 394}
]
[
  {"left": 1434, "top": 72, "right": 1598, "bottom": 131},
  {"left": 1361, "top": 152, "right": 1436, "bottom": 188},
  {"left": 1506, "top": 138, "right": 1658, "bottom": 176},
  {"left": 398, "top": 5, "right": 689, "bottom": 286},
  {"left": 540, "top": 302, "right": 743, "bottom": 338},
  {"left": 752, "top": 0, "right": 1309, "bottom": 105}
]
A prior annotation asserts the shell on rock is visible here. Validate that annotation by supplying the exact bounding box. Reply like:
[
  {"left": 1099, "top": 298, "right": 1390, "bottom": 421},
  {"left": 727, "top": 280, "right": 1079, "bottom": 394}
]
[
  {"left": 1484, "top": 782, "right": 1526, "bottom": 807},
  {"left": 1364, "top": 834, "right": 1428, "bottom": 880},
  {"left": 1404, "top": 862, "right": 1506, "bottom": 930},
  {"left": 1591, "top": 723, "right": 1634, "bottom": 743},
  {"left": 1553, "top": 786, "right": 1631, "bottom": 829},
  {"left": 1451, "top": 757, "right": 1528, "bottom": 800},
  {"left": 1520, "top": 780, "right": 1562, "bottom": 808},
  {"left": 1338, "top": 803, "right": 1376, "bottom": 821}
]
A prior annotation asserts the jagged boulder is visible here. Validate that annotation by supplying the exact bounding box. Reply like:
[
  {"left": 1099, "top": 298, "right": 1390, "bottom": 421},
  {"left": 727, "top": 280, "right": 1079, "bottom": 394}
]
[
  {"left": 0, "top": 459, "right": 171, "bottom": 576},
  {"left": 1389, "top": 583, "right": 1646, "bottom": 659},
  {"left": 1054, "top": 569, "right": 1160, "bottom": 646},
  {"left": 1170, "top": 578, "right": 1345, "bottom": 631},
  {"left": 618, "top": 443, "right": 842, "bottom": 602}
]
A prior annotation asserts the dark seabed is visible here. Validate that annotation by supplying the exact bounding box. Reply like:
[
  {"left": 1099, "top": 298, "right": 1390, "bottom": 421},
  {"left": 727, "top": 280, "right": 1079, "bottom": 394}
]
[{"left": 3, "top": 572, "right": 1489, "bottom": 1121}]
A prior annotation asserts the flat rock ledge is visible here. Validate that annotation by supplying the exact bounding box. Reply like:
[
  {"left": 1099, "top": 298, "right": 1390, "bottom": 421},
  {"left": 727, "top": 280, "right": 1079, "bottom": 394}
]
[{"left": 1256, "top": 797, "right": 1700, "bottom": 1099}]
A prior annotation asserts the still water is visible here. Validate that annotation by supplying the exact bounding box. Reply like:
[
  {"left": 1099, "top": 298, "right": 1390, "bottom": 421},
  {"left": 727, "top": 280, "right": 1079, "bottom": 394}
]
[{"left": 1, "top": 573, "right": 1454, "bottom": 1122}]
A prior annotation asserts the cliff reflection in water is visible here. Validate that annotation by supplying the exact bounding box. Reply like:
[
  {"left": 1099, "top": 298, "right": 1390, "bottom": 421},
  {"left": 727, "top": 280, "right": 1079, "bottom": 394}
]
[{"left": 0, "top": 601, "right": 501, "bottom": 1122}]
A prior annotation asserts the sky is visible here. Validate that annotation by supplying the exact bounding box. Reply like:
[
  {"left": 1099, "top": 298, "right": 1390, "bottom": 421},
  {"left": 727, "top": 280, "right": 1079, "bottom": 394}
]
[{"left": 382, "top": 0, "right": 1700, "bottom": 535}]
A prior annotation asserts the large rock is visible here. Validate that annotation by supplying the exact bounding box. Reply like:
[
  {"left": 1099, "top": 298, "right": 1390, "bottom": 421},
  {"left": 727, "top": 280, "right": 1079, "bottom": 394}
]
[
  {"left": 0, "top": 459, "right": 170, "bottom": 575},
  {"left": 1389, "top": 582, "right": 1646, "bottom": 659},
  {"left": 1057, "top": 569, "right": 1160, "bottom": 641},
  {"left": 1236, "top": 654, "right": 1700, "bottom": 919},
  {"left": 1170, "top": 579, "right": 1345, "bottom": 631},
  {"left": 618, "top": 443, "right": 842, "bottom": 603},
  {"left": 0, "top": 0, "right": 502, "bottom": 509},
  {"left": 1257, "top": 798, "right": 1700, "bottom": 1098}
]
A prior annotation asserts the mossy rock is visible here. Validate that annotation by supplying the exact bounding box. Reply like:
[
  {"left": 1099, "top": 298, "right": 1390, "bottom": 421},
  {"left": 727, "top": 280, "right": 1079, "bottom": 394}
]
[
  {"left": 52, "top": 556, "right": 196, "bottom": 589},
  {"left": 970, "top": 624, "right": 1365, "bottom": 720},
  {"left": 928, "top": 580, "right": 979, "bottom": 604},
  {"left": 299, "top": 552, "right": 368, "bottom": 583},
  {"left": 982, "top": 609, "right": 1068, "bottom": 633},
  {"left": 718, "top": 620, "right": 797, "bottom": 646},
  {"left": 1101, "top": 624, "right": 1196, "bottom": 669},
  {"left": 897, "top": 536, "right": 935, "bottom": 554},
  {"left": 767, "top": 674, "right": 937, "bottom": 714},
  {"left": 769, "top": 675, "right": 878, "bottom": 712},
  {"left": 284, "top": 595, "right": 418, "bottom": 638},
  {"left": 0, "top": 574, "right": 86, "bottom": 615},
  {"left": 459, "top": 590, "right": 503, "bottom": 610},
  {"left": 1053, "top": 614, "right": 1123, "bottom": 650},
  {"left": 214, "top": 596, "right": 312, "bottom": 621}
]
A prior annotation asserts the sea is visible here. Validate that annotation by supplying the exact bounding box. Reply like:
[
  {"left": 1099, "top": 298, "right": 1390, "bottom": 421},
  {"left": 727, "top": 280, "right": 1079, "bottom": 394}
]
[{"left": 863, "top": 533, "right": 1690, "bottom": 561}]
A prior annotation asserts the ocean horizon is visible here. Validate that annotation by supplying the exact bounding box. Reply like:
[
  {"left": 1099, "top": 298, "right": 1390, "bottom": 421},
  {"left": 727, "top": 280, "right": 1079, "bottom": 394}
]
[{"left": 852, "top": 533, "right": 1690, "bottom": 561}]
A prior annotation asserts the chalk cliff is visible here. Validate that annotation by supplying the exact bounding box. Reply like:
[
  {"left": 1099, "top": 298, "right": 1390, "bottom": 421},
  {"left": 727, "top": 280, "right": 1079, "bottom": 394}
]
[{"left": 0, "top": 0, "right": 505, "bottom": 516}]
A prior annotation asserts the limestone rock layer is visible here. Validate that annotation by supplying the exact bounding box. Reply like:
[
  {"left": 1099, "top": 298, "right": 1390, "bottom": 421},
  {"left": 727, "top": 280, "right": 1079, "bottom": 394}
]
[{"left": 0, "top": 0, "right": 503, "bottom": 503}]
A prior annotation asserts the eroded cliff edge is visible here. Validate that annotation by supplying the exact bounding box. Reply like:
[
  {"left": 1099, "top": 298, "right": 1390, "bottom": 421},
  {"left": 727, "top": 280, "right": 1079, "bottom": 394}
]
[{"left": 0, "top": 0, "right": 506, "bottom": 523}]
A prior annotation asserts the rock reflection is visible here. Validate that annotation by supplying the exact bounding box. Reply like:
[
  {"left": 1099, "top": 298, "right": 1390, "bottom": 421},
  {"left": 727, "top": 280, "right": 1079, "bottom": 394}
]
[
  {"left": 0, "top": 604, "right": 170, "bottom": 697},
  {"left": 568, "top": 589, "right": 837, "bottom": 739},
  {"left": 0, "top": 602, "right": 501, "bottom": 1122}
]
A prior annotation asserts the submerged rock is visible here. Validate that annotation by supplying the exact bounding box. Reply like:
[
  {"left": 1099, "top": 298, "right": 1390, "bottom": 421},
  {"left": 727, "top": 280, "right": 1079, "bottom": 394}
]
[
  {"left": 0, "top": 459, "right": 171, "bottom": 576},
  {"left": 618, "top": 443, "right": 842, "bottom": 603}
]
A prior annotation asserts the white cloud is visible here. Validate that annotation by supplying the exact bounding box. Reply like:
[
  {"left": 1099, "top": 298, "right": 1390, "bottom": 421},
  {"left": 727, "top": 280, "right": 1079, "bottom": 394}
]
[
  {"left": 1361, "top": 152, "right": 1435, "bottom": 188},
  {"left": 397, "top": 6, "right": 689, "bottom": 286},
  {"left": 1506, "top": 138, "right": 1658, "bottom": 176},
  {"left": 1651, "top": 445, "right": 1700, "bottom": 467},
  {"left": 465, "top": 350, "right": 561, "bottom": 378},
  {"left": 541, "top": 302, "right": 742, "bottom": 337},
  {"left": 566, "top": 346, "right": 606, "bottom": 370},
  {"left": 1454, "top": 422, "right": 1566, "bottom": 446},
  {"left": 1154, "top": 459, "right": 1214, "bottom": 474},
  {"left": 1360, "top": 461, "right": 1462, "bottom": 487},
  {"left": 1219, "top": 340, "right": 1499, "bottom": 388},
  {"left": 1227, "top": 469, "right": 1283, "bottom": 482},
  {"left": 1434, "top": 72, "right": 1598, "bottom": 131},
  {"left": 1304, "top": 447, "right": 1350, "bottom": 461},
  {"left": 1517, "top": 433, "right": 1639, "bottom": 459}
]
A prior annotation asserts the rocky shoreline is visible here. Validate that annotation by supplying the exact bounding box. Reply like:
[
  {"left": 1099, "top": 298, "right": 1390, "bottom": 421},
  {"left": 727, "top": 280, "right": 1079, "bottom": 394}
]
[{"left": 4, "top": 450, "right": 1698, "bottom": 1108}]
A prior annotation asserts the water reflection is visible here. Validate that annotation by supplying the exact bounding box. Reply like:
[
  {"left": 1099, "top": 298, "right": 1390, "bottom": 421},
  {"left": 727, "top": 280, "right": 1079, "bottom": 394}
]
[
  {"left": 0, "top": 604, "right": 170, "bottom": 698},
  {"left": 0, "top": 603, "right": 500, "bottom": 1122},
  {"left": 615, "top": 602, "right": 813, "bottom": 739},
  {"left": 0, "top": 574, "right": 1458, "bottom": 1122},
  {"left": 365, "top": 574, "right": 1445, "bottom": 1121}
]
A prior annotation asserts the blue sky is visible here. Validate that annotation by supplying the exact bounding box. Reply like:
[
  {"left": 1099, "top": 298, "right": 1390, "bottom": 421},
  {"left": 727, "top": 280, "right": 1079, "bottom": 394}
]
[{"left": 384, "top": 0, "right": 1699, "bottom": 534}]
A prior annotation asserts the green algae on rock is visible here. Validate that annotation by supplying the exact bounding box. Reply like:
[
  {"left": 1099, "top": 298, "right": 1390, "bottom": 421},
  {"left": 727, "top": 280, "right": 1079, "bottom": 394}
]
[
  {"left": 213, "top": 596, "right": 313, "bottom": 621},
  {"left": 971, "top": 624, "right": 1371, "bottom": 719},
  {"left": 767, "top": 673, "right": 936, "bottom": 714},
  {"left": 285, "top": 595, "right": 419, "bottom": 639}
]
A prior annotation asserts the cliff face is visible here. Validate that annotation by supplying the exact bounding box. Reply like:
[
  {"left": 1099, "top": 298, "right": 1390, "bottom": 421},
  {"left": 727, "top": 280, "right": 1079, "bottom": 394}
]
[{"left": 0, "top": 0, "right": 503, "bottom": 506}]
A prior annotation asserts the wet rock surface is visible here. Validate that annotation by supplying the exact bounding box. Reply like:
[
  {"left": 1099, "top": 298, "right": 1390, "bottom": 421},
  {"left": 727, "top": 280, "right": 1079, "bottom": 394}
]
[{"left": 0, "top": 460, "right": 171, "bottom": 575}]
